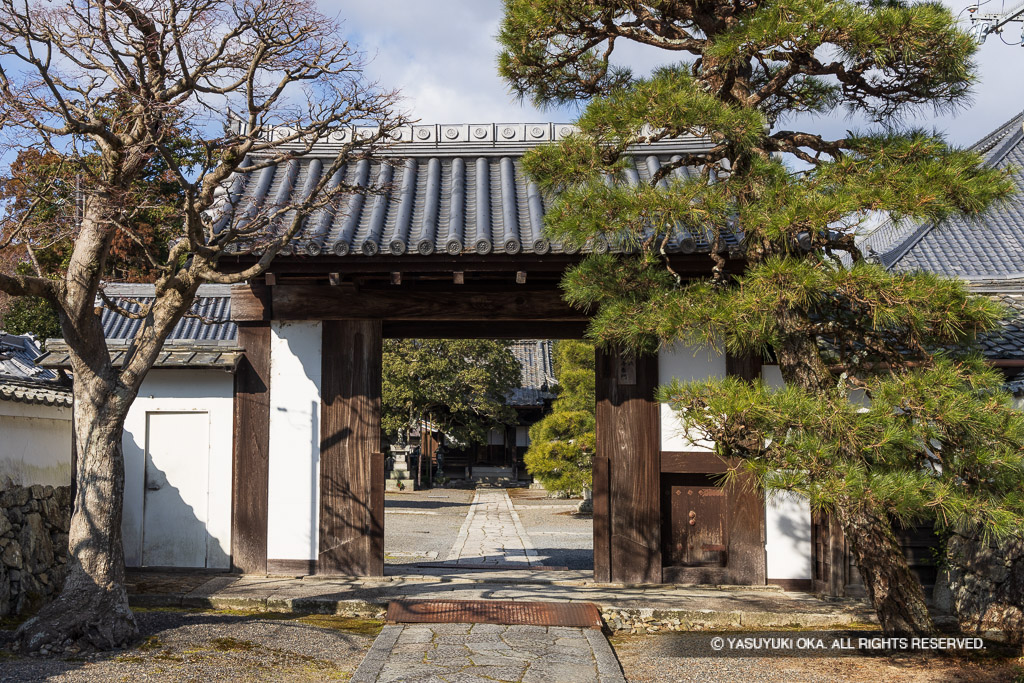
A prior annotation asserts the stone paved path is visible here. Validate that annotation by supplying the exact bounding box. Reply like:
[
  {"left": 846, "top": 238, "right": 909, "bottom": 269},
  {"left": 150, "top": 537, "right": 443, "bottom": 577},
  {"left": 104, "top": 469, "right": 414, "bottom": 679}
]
[
  {"left": 445, "top": 489, "right": 540, "bottom": 567},
  {"left": 351, "top": 623, "right": 626, "bottom": 683}
]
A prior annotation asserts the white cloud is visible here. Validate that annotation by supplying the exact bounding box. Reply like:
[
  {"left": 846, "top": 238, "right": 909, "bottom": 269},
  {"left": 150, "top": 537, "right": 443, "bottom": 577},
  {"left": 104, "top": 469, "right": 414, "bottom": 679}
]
[{"left": 325, "top": 0, "right": 1024, "bottom": 145}]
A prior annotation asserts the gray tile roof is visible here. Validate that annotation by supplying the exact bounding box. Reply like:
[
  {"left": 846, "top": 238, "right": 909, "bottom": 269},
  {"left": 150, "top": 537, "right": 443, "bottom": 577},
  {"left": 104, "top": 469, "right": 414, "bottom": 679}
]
[
  {"left": 507, "top": 339, "right": 556, "bottom": 407},
  {"left": 976, "top": 292, "right": 1024, "bottom": 360},
  {"left": 873, "top": 111, "right": 1024, "bottom": 278},
  {"left": 99, "top": 284, "right": 237, "bottom": 343},
  {"left": 39, "top": 284, "right": 240, "bottom": 370},
  {"left": 216, "top": 123, "right": 738, "bottom": 259},
  {"left": 0, "top": 333, "right": 72, "bottom": 406},
  {"left": 38, "top": 341, "right": 242, "bottom": 370}
]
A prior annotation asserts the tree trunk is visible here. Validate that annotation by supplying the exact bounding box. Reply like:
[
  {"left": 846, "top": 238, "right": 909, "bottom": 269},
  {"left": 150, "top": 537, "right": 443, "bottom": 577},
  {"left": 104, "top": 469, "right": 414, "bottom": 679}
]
[
  {"left": 16, "top": 376, "right": 138, "bottom": 652},
  {"left": 839, "top": 505, "right": 937, "bottom": 636}
]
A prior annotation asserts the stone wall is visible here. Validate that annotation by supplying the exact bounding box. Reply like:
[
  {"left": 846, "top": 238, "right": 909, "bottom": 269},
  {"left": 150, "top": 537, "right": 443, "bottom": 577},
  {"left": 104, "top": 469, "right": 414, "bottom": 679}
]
[
  {"left": 946, "top": 531, "right": 1024, "bottom": 646},
  {"left": 0, "top": 484, "right": 71, "bottom": 616}
]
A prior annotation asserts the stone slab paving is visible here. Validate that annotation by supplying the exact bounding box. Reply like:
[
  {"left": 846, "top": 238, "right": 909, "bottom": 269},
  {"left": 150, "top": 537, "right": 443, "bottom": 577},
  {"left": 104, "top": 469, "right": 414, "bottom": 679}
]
[
  {"left": 351, "top": 623, "right": 626, "bottom": 683},
  {"left": 127, "top": 570, "right": 879, "bottom": 629},
  {"left": 445, "top": 489, "right": 540, "bottom": 567}
]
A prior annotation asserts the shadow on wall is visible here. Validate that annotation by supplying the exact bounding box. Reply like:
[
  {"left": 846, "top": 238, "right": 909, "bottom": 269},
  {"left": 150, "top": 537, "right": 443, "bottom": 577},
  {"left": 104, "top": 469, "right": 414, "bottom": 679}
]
[
  {"left": 138, "top": 458, "right": 227, "bottom": 569},
  {"left": 769, "top": 493, "right": 812, "bottom": 579}
]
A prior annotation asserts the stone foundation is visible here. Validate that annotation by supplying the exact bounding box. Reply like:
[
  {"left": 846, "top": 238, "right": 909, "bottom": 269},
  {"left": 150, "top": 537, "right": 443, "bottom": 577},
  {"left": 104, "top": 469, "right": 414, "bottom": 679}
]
[
  {"left": 0, "top": 484, "right": 71, "bottom": 616},
  {"left": 946, "top": 531, "right": 1024, "bottom": 646}
]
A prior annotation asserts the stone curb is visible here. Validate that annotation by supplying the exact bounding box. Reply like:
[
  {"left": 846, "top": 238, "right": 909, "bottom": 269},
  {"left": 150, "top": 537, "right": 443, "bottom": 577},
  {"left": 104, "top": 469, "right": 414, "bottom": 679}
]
[
  {"left": 585, "top": 628, "right": 627, "bottom": 682},
  {"left": 351, "top": 624, "right": 403, "bottom": 683}
]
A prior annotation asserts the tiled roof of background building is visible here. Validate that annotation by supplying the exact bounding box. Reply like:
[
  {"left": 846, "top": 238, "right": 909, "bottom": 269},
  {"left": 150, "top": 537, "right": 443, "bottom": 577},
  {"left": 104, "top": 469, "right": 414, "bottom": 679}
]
[
  {"left": 868, "top": 112, "right": 1024, "bottom": 278},
  {"left": 98, "top": 284, "right": 237, "bottom": 342},
  {"left": 507, "top": 340, "right": 557, "bottom": 407},
  {"left": 0, "top": 333, "right": 72, "bottom": 406}
]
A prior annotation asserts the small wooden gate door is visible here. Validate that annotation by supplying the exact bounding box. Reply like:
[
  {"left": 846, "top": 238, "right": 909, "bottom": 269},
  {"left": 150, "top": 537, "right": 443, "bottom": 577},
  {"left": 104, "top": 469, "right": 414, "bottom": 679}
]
[{"left": 662, "top": 476, "right": 728, "bottom": 567}]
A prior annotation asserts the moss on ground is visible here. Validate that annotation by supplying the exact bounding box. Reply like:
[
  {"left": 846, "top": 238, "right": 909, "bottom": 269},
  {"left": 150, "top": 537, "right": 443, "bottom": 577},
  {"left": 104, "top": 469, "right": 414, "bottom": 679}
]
[{"left": 297, "top": 615, "right": 384, "bottom": 636}]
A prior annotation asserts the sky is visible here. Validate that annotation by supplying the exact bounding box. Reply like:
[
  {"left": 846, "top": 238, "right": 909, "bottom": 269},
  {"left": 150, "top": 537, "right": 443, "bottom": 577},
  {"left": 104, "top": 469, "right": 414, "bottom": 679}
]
[{"left": 326, "top": 0, "right": 1024, "bottom": 147}]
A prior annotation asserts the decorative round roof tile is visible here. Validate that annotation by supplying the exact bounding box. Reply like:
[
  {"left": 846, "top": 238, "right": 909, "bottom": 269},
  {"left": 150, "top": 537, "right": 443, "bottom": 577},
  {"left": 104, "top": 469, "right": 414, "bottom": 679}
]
[
  {"left": 333, "top": 241, "right": 349, "bottom": 256},
  {"left": 559, "top": 126, "right": 573, "bottom": 136},
  {"left": 389, "top": 130, "right": 402, "bottom": 140},
  {"left": 416, "top": 128, "right": 431, "bottom": 140},
  {"left": 473, "top": 127, "right": 488, "bottom": 139},
  {"left": 305, "top": 241, "right": 322, "bottom": 256},
  {"left": 530, "top": 126, "right": 545, "bottom": 138},
  {"left": 501, "top": 127, "right": 516, "bottom": 139},
  {"left": 444, "top": 127, "right": 459, "bottom": 140}
]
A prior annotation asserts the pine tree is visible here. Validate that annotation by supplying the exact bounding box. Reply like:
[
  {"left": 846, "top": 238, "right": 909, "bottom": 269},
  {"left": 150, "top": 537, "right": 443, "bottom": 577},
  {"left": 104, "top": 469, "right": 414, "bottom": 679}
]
[
  {"left": 499, "top": 0, "right": 1023, "bottom": 636},
  {"left": 524, "top": 340, "right": 596, "bottom": 495}
]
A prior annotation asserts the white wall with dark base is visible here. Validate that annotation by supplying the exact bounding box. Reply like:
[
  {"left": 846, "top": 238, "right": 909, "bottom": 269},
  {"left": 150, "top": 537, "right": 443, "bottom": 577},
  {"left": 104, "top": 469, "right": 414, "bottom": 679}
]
[
  {"left": 266, "top": 321, "right": 322, "bottom": 564},
  {"left": 122, "top": 369, "right": 233, "bottom": 569},
  {"left": 0, "top": 400, "right": 72, "bottom": 487}
]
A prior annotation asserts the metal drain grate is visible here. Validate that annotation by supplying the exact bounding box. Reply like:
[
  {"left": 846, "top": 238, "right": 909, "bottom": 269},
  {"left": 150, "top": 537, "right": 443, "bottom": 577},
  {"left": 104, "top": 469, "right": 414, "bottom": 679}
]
[{"left": 386, "top": 599, "right": 603, "bottom": 629}]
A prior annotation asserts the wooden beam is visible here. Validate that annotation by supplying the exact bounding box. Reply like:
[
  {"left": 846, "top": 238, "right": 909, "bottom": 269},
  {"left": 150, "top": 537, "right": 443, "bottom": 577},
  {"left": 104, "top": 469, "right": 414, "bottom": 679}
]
[
  {"left": 318, "top": 320, "right": 383, "bottom": 577},
  {"left": 230, "top": 284, "right": 272, "bottom": 322},
  {"left": 596, "top": 347, "right": 661, "bottom": 584},
  {"left": 264, "top": 273, "right": 277, "bottom": 287},
  {"left": 269, "top": 285, "right": 587, "bottom": 322},
  {"left": 382, "top": 320, "right": 589, "bottom": 339},
  {"left": 231, "top": 323, "right": 271, "bottom": 574},
  {"left": 453, "top": 271, "right": 465, "bottom": 285},
  {"left": 661, "top": 451, "right": 734, "bottom": 473},
  {"left": 515, "top": 270, "right": 527, "bottom": 284}
]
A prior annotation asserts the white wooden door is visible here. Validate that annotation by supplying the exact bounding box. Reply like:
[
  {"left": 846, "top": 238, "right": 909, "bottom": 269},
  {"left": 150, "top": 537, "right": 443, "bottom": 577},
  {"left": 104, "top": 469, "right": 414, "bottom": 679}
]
[{"left": 142, "top": 411, "right": 210, "bottom": 567}]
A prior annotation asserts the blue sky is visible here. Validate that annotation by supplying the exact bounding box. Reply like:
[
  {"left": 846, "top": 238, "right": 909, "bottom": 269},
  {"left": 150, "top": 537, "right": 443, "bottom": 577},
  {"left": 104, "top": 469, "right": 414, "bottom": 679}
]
[{"left": 326, "top": 0, "right": 1024, "bottom": 147}]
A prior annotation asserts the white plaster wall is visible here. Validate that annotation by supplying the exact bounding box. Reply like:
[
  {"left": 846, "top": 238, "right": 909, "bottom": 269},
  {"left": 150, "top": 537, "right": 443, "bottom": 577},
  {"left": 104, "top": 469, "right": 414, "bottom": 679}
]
[
  {"left": 757, "top": 364, "right": 813, "bottom": 581},
  {"left": 657, "top": 343, "right": 727, "bottom": 452},
  {"left": 0, "top": 400, "right": 72, "bottom": 487},
  {"left": 122, "top": 369, "right": 234, "bottom": 569},
  {"left": 267, "top": 321, "right": 322, "bottom": 562},
  {"left": 515, "top": 426, "right": 530, "bottom": 448},
  {"left": 488, "top": 428, "right": 504, "bottom": 446},
  {"left": 766, "top": 492, "right": 813, "bottom": 580}
]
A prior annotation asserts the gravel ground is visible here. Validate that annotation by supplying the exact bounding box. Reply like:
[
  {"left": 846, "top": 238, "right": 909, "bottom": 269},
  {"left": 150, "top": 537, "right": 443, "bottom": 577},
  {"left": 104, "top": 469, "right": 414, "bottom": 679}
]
[
  {"left": 612, "top": 631, "right": 1022, "bottom": 682},
  {"left": 0, "top": 609, "right": 379, "bottom": 682},
  {"left": 384, "top": 488, "right": 474, "bottom": 566},
  {"left": 509, "top": 487, "right": 593, "bottom": 571}
]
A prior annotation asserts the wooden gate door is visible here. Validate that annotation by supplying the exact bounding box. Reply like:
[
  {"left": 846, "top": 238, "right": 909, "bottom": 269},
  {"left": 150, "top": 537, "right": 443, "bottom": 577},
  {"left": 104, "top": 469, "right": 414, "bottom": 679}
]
[{"left": 661, "top": 476, "right": 728, "bottom": 567}]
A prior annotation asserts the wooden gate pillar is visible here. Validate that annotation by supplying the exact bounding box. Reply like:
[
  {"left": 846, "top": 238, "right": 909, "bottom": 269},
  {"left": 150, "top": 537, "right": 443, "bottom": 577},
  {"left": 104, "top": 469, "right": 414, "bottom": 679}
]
[
  {"left": 231, "top": 321, "right": 272, "bottom": 574},
  {"left": 595, "top": 347, "right": 661, "bottom": 584},
  {"left": 318, "top": 320, "right": 384, "bottom": 576}
]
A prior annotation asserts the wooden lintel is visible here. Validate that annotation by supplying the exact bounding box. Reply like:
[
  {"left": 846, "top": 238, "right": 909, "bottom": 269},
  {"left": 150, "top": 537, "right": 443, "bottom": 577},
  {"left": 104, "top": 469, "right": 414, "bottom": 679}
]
[
  {"left": 383, "top": 320, "right": 588, "bottom": 339},
  {"left": 516, "top": 271, "right": 527, "bottom": 284},
  {"left": 328, "top": 272, "right": 341, "bottom": 286},
  {"left": 660, "top": 451, "right": 734, "bottom": 473},
  {"left": 271, "top": 284, "right": 586, "bottom": 322},
  {"left": 453, "top": 271, "right": 465, "bottom": 285},
  {"left": 390, "top": 272, "right": 402, "bottom": 285},
  {"left": 264, "top": 273, "right": 277, "bottom": 287}
]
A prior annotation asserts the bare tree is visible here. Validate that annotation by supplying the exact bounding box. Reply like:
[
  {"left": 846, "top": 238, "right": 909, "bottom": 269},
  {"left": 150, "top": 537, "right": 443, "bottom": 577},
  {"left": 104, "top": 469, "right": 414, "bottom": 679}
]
[{"left": 0, "top": 0, "right": 406, "bottom": 651}]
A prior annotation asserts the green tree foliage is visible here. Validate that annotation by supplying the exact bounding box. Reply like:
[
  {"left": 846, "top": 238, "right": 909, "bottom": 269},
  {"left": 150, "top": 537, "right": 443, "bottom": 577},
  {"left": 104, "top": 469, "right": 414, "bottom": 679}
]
[
  {"left": 525, "top": 340, "right": 596, "bottom": 496},
  {"left": 2, "top": 296, "right": 61, "bottom": 341},
  {"left": 382, "top": 339, "right": 521, "bottom": 447},
  {"left": 499, "top": 0, "right": 1022, "bottom": 635}
]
